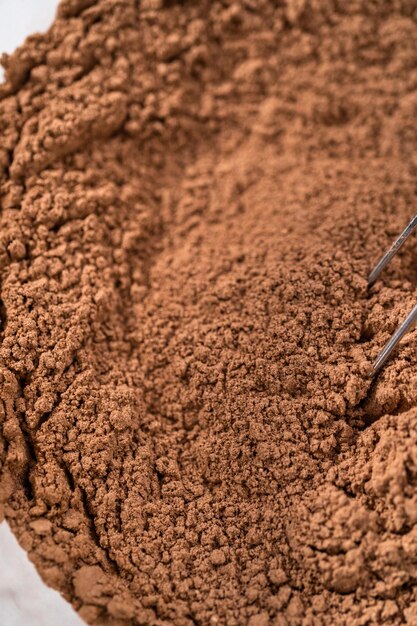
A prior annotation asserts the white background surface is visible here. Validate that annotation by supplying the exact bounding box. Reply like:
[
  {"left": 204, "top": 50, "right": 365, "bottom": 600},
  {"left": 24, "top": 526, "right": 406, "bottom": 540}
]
[
  {"left": 0, "top": 2, "right": 85, "bottom": 625},
  {"left": 0, "top": 0, "right": 59, "bottom": 63},
  {"left": 0, "top": 524, "right": 84, "bottom": 626}
]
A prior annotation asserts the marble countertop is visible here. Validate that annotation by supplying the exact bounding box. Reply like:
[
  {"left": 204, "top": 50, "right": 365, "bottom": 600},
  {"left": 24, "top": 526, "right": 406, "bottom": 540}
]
[{"left": 0, "top": 522, "right": 84, "bottom": 626}]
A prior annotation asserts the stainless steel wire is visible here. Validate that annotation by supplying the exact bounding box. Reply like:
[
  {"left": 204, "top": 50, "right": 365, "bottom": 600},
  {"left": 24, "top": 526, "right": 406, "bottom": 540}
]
[
  {"left": 368, "top": 214, "right": 417, "bottom": 287},
  {"left": 369, "top": 213, "right": 417, "bottom": 375},
  {"left": 372, "top": 302, "right": 417, "bottom": 374}
]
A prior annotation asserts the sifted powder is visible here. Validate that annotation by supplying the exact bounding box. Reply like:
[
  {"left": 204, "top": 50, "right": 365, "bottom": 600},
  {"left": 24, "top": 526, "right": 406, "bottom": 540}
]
[{"left": 1, "top": 1, "right": 417, "bottom": 625}]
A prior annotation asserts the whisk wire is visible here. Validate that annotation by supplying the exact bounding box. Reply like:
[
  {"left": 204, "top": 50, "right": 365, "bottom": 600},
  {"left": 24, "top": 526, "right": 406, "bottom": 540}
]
[
  {"left": 369, "top": 213, "right": 417, "bottom": 375},
  {"left": 368, "top": 214, "right": 417, "bottom": 287}
]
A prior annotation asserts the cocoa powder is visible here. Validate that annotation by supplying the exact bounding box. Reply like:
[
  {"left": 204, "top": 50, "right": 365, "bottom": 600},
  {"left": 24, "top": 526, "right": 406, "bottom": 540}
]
[{"left": 1, "top": 1, "right": 417, "bottom": 625}]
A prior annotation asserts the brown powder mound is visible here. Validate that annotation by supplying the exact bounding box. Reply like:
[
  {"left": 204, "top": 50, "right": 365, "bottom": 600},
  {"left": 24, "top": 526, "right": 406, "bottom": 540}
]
[{"left": 1, "top": 1, "right": 417, "bottom": 624}]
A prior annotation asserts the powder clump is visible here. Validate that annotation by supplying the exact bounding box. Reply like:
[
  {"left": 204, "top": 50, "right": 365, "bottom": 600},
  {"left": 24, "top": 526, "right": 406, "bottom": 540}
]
[{"left": 0, "top": 1, "right": 417, "bottom": 625}]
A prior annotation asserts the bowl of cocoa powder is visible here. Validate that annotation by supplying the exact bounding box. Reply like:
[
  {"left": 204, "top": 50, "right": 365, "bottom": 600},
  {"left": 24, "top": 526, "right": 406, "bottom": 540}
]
[{"left": 1, "top": 1, "right": 417, "bottom": 625}]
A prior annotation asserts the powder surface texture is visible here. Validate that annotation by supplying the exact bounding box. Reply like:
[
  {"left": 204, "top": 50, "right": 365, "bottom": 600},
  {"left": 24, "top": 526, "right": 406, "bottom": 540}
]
[{"left": 1, "top": 1, "right": 417, "bottom": 625}]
